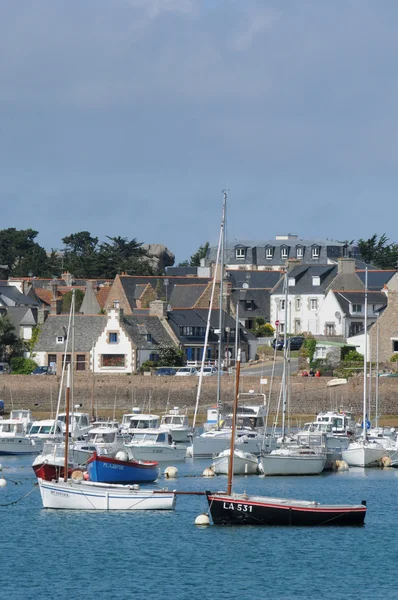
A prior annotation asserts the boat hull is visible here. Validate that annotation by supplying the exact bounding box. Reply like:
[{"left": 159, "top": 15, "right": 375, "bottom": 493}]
[
  {"left": 259, "top": 453, "right": 326, "bottom": 476},
  {"left": 87, "top": 454, "right": 159, "bottom": 484},
  {"left": 206, "top": 493, "right": 366, "bottom": 526},
  {"left": 211, "top": 450, "right": 258, "bottom": 475},
  {"left": 0, "top": 437, "right": 38, "bottom": 455},
  {"left": 191, "top": 434, "right": 263, "bottom": 458},
  {"left": 38, "top": 478, "right": 176, "bottom": 510},
  {"left": 342, "top": 444, "right": 387, "bottom": 467},
  {"left": 33, "top": 462, "right": 73, "bottom": 481},
  {"left": 127, "top": 445, "right": 186, "bottom": 462}
]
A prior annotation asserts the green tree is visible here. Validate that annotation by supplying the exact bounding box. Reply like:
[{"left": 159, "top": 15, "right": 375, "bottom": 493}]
[
  {"left": 358, "top": 234, "right": 398, "bottom": 269},
  {"left": 250, "top": 317, "right": 274, "bottom": 338},
  {"left": 0, "top": 315, "right": 23, "bottom": 361},
  {"left": 96, "top": 236, "right": 153, "bottom": 278},
  {"left": 0, "top": 228, "right": 50, "bottom": 277},
  {"left": 179, "top": 242, "right": 210, "bottom": 267},
  {"left": 62, "top": 289, "right": 85, "bottom": 313},
  {"left": 61, "top": 231, "right": 100, "bottom": 278},
  {"left": 10, "top": 357, "right": 38, "bottom": 374},
  {"left": 157, "top": 344, "right": 184, "bottom": 367}
]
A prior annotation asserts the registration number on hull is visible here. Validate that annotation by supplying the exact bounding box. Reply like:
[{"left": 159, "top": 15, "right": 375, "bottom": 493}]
[{"left": 223, "top": 502, "right": 252, "bottom": 512}]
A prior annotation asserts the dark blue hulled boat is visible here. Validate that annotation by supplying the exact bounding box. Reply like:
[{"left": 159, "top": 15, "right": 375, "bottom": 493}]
[{"left": 87, "top": 452, "right": 159, "bottom": 484}]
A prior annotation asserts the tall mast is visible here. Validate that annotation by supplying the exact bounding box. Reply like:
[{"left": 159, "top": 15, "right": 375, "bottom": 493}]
[
  {"left": 363, "top": 267, "right": 368, "bottom": 441},
  {"left": 281, "top": 272, "right": 288, "bottom": 443},
  {"left": 216, "top": 190, "right": 227, "bottom": 428},
  {"left": 63, "top": 364, "right": 71, "bottom": 482},
  {"left": 227, "top": 349, "right": 240, "bottom": 496},
  {"left": 375, "top": 316, "right": 380, "bottom": 428}
]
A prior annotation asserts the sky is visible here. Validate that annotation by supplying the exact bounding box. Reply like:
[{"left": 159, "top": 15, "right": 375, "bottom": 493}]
[{"left": 1, "top": 0, "right": 398, "bottom": 263}]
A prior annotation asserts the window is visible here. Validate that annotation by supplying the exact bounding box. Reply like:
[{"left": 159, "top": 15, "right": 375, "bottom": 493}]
[
  {"left": 351, "top": 323, "right": 363, "bottom": 335},
  {"left": 235, "top": 247, "right": 245, "bottom": 259},
  {"left": 47, "top": 354, "right": 56, "bottom": 369},
  {"left": 352, "top": 304, "right": 362, "bottom": 313},
  {"left": 266, "top": 247, "right": 273, "bottom": 259},
  {"left": 280, "top": 299, "right": 285, "bottom": 310},
  {"left": 310, "top": 299, "right": 318, "bottom": 310},
  {"left": 296, "top": 246, "right": 303, "bottom": 258},
  {"left": 101, "top": 354, "right": 125, "bottom": 367},
  {"left": 62, "top": 354, "right": 71, "bottom": 367},
  {"left": 288, "top": 277, "right": 295, "bottom": 287},
  {"left": 279, "top": 323, "right": 285, "bottom": 334},
  {"left": 325, "top": 323, "right": 335, "bottom": 336},
  {"left": 295, "top": 298, "right": 301, "bottom": 311},
  {"left": 56, "top": 336, "right": 64, "bottom": 344},
  {"left": 109, "top": 332, "right": 118, "bottom": 344},
  {"left": 146, "top": 334, "right": 152, "bottom": 342},
  {"left": 245, "top": 300, "right": 253, "bottom": 311},
  {"left": 393, "top": 341, "right": 398, "bottom": 353},
  {"left": 312, "top": 276, "right": 320, "bottom": 286},
  {"left": 182, "top": 326, "right": 193, "bottom": 336},
  {"left": 312, "top": 247, "right": 319, "bottom": 258},
  {"left": 281, "top": 247, "right": 288, "bottom": 259},
  {"left": 76, "top": 355, "right": 86, "bottom": 371},
  {"left": 113, "top": 300, "right": 120, "bottom": 309},
  {"left": 294, "top": 319, "right": 301, "bottom": 333}
]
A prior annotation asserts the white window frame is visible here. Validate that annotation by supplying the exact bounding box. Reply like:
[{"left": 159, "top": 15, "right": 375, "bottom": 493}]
[
  {"left": 296, "top": 246, "right": 303, "bottom": 258},
  {"left": 266, "top": 247, "right": 273, "bottom": 259},
  {"left": 325, "top": 323, "right": 335, "bottom": 336},
  {"left": 310, "top": 298, "right": 318, "bottom": 311},
  {"left": 280, "top": 299, "right": 285, "bottom": 311},
  {"left": 312, "top": 247, "right": 319, "bottom": 258},
  {"left": 352, "top": 304, "right": 362, "bottom": 313},
  {"left": 312, "top": 276, "right": 320, "bottom": 286},
  {"left": 56, "top": 336, "right": 64, "bottom": 344},
  {"left": 295, "top": 298, "right": 301, "bottom": 311},
  {"left": 281, "top": 247, "right": 288, "bottom": 259},
  {"left": 235, "top": 247, "right": 245, "bottom": 259}
]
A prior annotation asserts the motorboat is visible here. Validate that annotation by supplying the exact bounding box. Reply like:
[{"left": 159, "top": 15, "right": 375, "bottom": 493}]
[
  {"left": 87, "top": 451, "right": 159, "bottom": 484},
  {"left": 86, "top": 425, "right": 131, "bottom": 457},
  {"left": 125, "top": 430, "right": 187, "bottom": 462},
  {"left": 188, "top": 405, "right": 267, "bottom": 458},
  {"left": 159, "top": 407, "right": 192, "bottom": 442},
  {"left": 0, "top": 410, "right": 38, "bottom": 455},
  {"left": 32, "top": 439, "right": 99, "bottom": 480},
  {"left": 206, "top": 491, "right": 366, "bottom": 526},
  {"left": 27, "top": 419, "right": 64, "bottom": 452},
  {"left": 211, "top": 448, "right": 258, "bottom": 475},
  {"left": 57, "top": 412, "right": 92, "bottom": 439},
  {"left": 38, "top": 475, "right": 176, "bottom": 510},
  {"left": 127, "top": 414, "right": 161, "bottom": 435}
]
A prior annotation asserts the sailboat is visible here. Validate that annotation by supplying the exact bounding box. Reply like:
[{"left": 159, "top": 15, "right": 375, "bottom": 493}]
[
  {"left": 342, "top": 268, "right": 387, "bottom": 468},
  {"left": 206, "top": 353, "right": 367, "bottom": 526},
  {"left": 259, "top": 273, "right": 326, "bottom": 476}
]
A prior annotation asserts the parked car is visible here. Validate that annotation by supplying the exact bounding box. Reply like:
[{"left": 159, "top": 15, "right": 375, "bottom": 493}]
[
  {"left": 196, "top": 366, "right": 218, "bottom": 377},
  {"left": 155, "top": 367, "right": 177, "bottom": 376},
  {"left": 272, "top": 336, "right": 305, "bottom": 351},
  {"left": 175, "top": 367, "right": 197, "bottom": 376},
  {"left": 31, "top": 366, "right": 53, "bottom": 375},
  {"left": 0, "top": 362, "right": 11, "bottom": 374}
]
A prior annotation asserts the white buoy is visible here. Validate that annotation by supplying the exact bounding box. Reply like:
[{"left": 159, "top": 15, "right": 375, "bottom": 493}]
[
  {"left": 195, "top": 513, "right": 210, "bottom": 526},
  {"left": 115, "top": 451, "right": 129, "bottom": 462},
  {"left": 164, "top": 466, "right": 178, "bottom": 478},
  {"left": 0, "top": 477, "right": 7, "bottom": 488},
  {"left": 202, "top": 467, "right": 215, "bottom": 477}
]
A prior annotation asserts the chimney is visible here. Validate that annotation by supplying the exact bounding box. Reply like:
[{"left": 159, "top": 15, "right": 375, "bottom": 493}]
[
  {"left": 62, "top": 271, "right": 74, "bottom": 286},
  {"left": 37, "top": 307, "right": 46, "bottom": 324},
  {"left": 149, "top": 300, "right": 168, "bottom": 318},
  {"left": 337, "top": 258, "right": 356, "bottom": 275}
]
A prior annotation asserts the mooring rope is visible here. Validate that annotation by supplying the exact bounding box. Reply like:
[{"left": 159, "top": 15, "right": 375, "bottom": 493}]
[{"left": 0, "top": 483, "right": 39, "bottom": 507}]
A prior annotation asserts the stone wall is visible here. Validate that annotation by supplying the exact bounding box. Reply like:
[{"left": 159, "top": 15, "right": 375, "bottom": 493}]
[{"left": 1, "top": 374, "right": 398, "bottom": 419}]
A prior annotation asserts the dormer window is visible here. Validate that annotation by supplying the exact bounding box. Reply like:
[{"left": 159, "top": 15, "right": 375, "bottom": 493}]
[
  {"left": 146, "top": 334, "right": 152, "bottom": 342},
  {"left": 109, "top": 332, "right": 118, "bottom": 344},
  {"left": 235, "top": 247, "right": 246, "bottom": 259},
  {"left": 312, "top": 276, "right": 320, "bottom": 286},
  {"left": 312, "top": 246, "right": 319, "bottom": 259},
  {"left": 266, "top": 247, "right": 273, "bottom": 259},
  {"left": 281, "top": 247, "right": 289, "bottom": 259},
  {"left": 288, "top": 277, "right": 295, "bottom": 287},
  {"left": 56, "top": 336, "right": 64, "bottom": 344},
  {"left": 296, "top": 246, "right": 303, "bottom": 258},
  {"left": 113, "top": 300, "right": 120, "bottom": 309}
]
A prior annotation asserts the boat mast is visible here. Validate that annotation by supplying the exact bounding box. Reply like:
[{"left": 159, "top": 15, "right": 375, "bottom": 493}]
[
  {"left": 375, "top": 315, "right": 380, "bottom": 428},
  {"left": 363, "top": 267, "right": 368, "bottom": 441},
  {"left": 281, "top": 272, "right": 288, "bottom": 443},
  {"left": 227, "top": 349, "right": 240, "bottom": 495},
  {"left": 63, "top": 364, "right": 71, "bottom": 482},
  {"left": 216, "top": 190, "right": 227, "bottom": 429}
]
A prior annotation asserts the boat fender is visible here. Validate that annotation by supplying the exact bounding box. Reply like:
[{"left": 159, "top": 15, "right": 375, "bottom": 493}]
[
  {"left": 71, "top": 470, "right": 84, "bottom": 483},
  {"left": 202, "top": 467, "right": 215, "bottom": 477},
  {"left": 0, "top": 477, "right": 7, "bottom": 488},
  {"left": 164, "top": 466, "right": 178, "bottom": 478},
  {"left": 381, "top": 456, "right": 392, "bottom": 468},
  {"left": 83, "top": 472, "right": 90, "bottom": 480},
  {"left": 115, "top": 451, "right": 128, "bottom": 462}
]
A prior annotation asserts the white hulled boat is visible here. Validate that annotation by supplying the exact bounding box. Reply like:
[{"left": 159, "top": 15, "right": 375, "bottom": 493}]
[
  {"left": 211, "top": 448, "right": 258, "bottom": 475},
  {"left": 159, "top": 407, "right": 192, "bottom": 442},
  {"left": 260, "top": 446, "right": 326, "bottom": 476},
  {"left": 125, "top": 430, "right": 186, "bottom": 462},
  {"left": 342, "top": 439, "right": 387, "bottom": 467},
  {"left": 0, "top": 409, "right": 37, "bottom": 455}
]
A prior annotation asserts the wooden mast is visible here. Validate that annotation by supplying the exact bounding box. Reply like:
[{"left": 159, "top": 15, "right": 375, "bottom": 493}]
[
  {"left": 63, "top": 364, "right": 71, "bottom": 482},
  {"left": 227, "top": 349, "right": 241, "bottom": 495}
]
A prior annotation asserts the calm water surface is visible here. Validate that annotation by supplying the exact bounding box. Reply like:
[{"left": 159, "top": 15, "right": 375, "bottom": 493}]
[{"left": 1, "top": 455, "right": 398, "bottom": 600}]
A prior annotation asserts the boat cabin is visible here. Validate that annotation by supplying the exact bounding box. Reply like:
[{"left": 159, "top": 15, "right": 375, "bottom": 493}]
[
  {"left": 160, "top": 412, "right": 189, "bottom": 428},
  {"left": 130, "top": 431, "right": 174, "bottom": 445},
  {"left": 314, "top": 411, "right": 355, "bottom": 435},
  {"left": 0, "top": 420, "right": 26, "bottom": 436},
  {"left": 58, "top": 413, "right": 91, "bottom": 437},
  {"left": 28, "top": 420, "right": 64, "bottom": 437},
  {"left": 129, "top": 414, "right": 160, "bottom": 430}
]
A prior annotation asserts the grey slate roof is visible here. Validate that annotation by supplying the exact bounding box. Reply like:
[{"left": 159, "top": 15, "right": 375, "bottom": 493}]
[
  {"left": 34, "top": 315, "right": 107, "bottom": 352},
  {"left": 0, "top": 285, "right": 39, "bottom": 307},
  {"left": 79, "top": 284, "right": 100, "bottom": 315},
  {"left": 231, "top": 289, "right": 271, "bottom": 321},
  {"left": 119, "top": 276, "right": 211, "bottom": 309},
  {"left": 167, "top": 309, "right": 255, "bottom": 344},
  {"left": 356, "top": 270, "right": 397, "bottom": 290},
  {"left": 227, "top": 270, "right": 283, "bottom": 289},
  {"left": 334, "top": 291, "right": 387, "bottom": 315},
  {"left": 208, "top": 238, "right": 357, "bottom": 267},
  {"left": 169, "top": 284, "right": 208, "bottom": 309},
  {"left": 273, "top": 265, "right": 337, "bottom": 294},
  {"left": 123, "top": 315, "right": 176, "bottom": 350}
]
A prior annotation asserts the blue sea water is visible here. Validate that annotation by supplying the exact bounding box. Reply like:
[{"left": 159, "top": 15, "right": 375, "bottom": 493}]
[{"left": 1, "top": 455, "right": 398, "bottom": 600}]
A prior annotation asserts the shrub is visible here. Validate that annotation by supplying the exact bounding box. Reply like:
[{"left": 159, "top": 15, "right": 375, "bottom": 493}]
[
  {"left": 140, "top": 360, "right": 156, "bottom": 373},
  {"left": 257, "top": 345, "right": 275, "bottom": 359},
  {"left": 10, "top": 357, "right": 38, "bottom": 374},
  {"left": 390, "top": 354, "right": 398, "bottom": 362}
]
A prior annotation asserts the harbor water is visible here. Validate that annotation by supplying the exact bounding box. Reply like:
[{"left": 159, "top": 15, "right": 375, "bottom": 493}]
[{"left": 1, "top": 454, "right": 398, "bottom": 600}]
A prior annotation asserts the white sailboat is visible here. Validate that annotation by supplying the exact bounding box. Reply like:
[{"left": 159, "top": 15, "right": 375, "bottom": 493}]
[
  {"left": 211, "top": 447, "right": 259, "bottom": 475},
  {"left": 342, "top": 267, "right": 387, "bottom": 468},
  {"left": 259, "top": 273, "right": 326, "bottom": 476}
]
